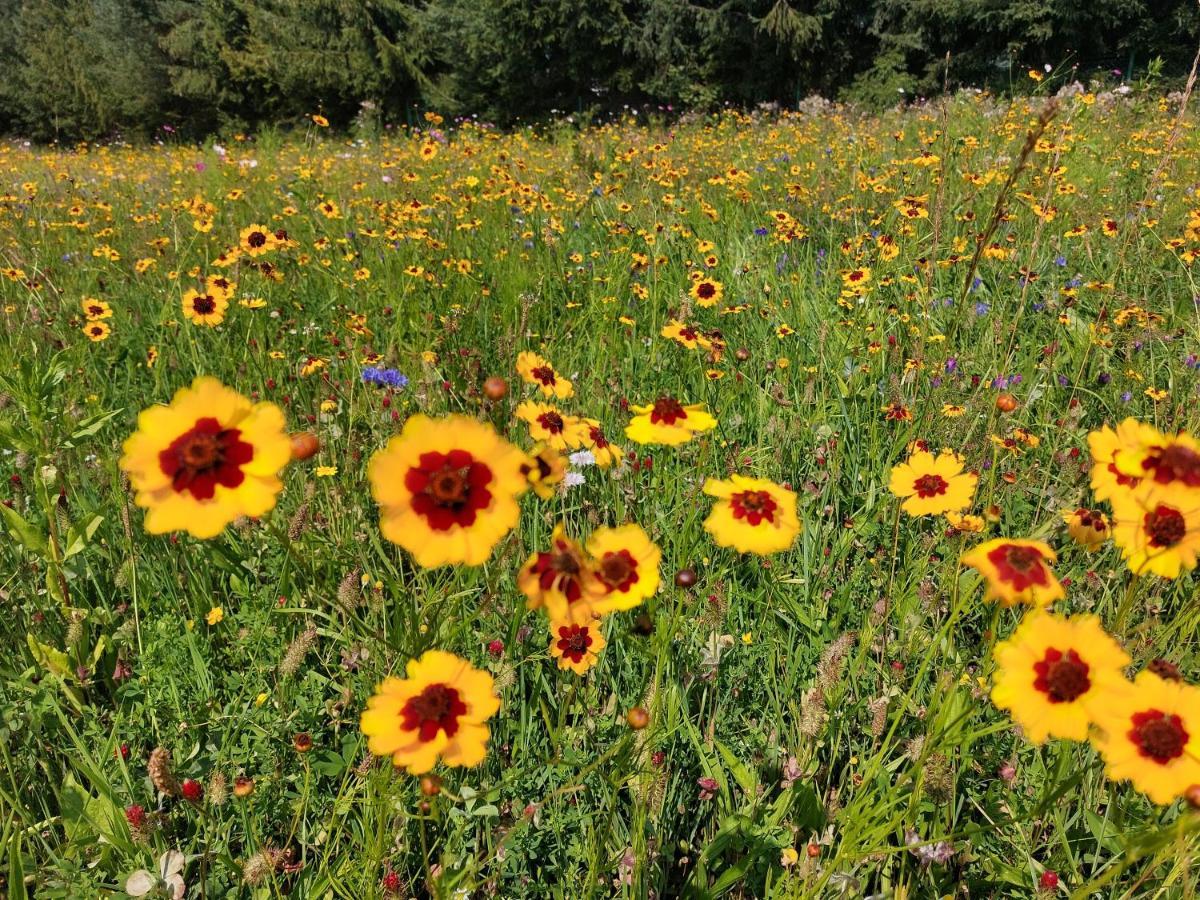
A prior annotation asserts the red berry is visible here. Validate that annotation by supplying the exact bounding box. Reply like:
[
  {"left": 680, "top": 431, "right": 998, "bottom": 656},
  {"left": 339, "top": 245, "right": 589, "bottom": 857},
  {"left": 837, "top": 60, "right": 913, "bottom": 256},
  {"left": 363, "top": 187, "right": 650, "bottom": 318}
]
[
  {"left": 1039, "top": 870, "right": 1059, "bottom": 890},
  {"left": 125, "top": 804, "right": 146, "bottom": 827},
  {"left": 181, "top": 779, "right": 204, "bottom": 803},
  {"left": 487, "top": 639, "right": 504, "bottom": 657}
]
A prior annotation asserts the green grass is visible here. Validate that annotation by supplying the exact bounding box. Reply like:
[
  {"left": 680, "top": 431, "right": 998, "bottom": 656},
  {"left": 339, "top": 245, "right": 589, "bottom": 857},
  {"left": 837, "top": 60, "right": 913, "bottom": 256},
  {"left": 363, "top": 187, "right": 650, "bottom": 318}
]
[{"left": 2, "top": 91, "right": 1200, "bottom": 898}]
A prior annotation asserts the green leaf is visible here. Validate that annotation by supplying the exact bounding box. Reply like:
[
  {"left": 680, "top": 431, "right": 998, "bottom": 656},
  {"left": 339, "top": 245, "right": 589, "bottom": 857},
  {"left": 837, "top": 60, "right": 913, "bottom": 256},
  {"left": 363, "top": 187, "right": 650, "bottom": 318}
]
[
  {"left": 68, "top": 409, "right": 122, "bottom": 442},
  {"left": 64, "top": 515, "right": 103, "bottom": 559},
  {"left": 714, "top": 739, "right": 756, "bottom": 796},
  {"left": 0, "top": 505, "right": 46, "bottom": 556},
  {"left": 26, "top": 633, "right": 71, "bottom": 679},
  {"left": 8, "top": 828, "right": 27, "bottom": 900}
]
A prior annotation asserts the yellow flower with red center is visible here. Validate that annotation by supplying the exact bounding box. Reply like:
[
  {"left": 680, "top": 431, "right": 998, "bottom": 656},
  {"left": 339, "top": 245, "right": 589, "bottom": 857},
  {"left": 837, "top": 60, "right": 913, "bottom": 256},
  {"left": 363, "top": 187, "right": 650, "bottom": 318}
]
[
  {"left": 991, "top": 611, "right": 1130, "bottom": 743},
  {"left": 661, "top": 319, "right": 712, "bottom": 350},
  {"left": 689, "top": 278, "right": 724, "bottom": 307},
  {"left": 946, "top": 511, "right": 985, "bottom": 533},
  {"left": 518, "top": 524, "right": 596, "bottom": 622},
  {"left": 181, "top": 289, "right": 228, "bottom": 327},
  {"left": 1109, "top": 492, "right": 1200, "bottom": 578},
  {"left": 238, "top": 224, "right": 277, "bottom": 257},
  {"left": 83, "top": 321, "right": 112, "bottom": 342},
  {"left": 549, "top": 618, "right": 606, "bottom": 675},
  {"left": 81, "top": 297, "right": 112, "bottom": 320},
  {"left": 1088, "top": 420, "right": 1145, "bottom": 503},
  {"left": 516, "top": 351, "right": 573, "bottom": 399},
  {"left": 579, "top": 419, "right": 623, "bottom": 468},
  {"left": 1089, "top": 671, "right": 1200, "bottom": 805},
  {"left": 1062, "top": 508, "right": 1109, "bottom": 551},
  {"left": 360, "top": 650, "right": 500, "bottom": 775},
  {"left": 888, "top": 449, "right": 977, "bottom": 517},
  {"left": 119, "top": 377, "right": 291, "bottom": 538},
  {"left": 205, "top": 274, "right": 237, "bottom": 300},
  {"left": 367, "top": 414, "right": 528, "bottom": 567},
  {"left": 841, "top": 267, "right": 871, "bottom": 287},
  {"left": 516, "top": 401, "right": 590, "bottom": 450},
  {"left": 584, "top": 523, "right": 661, "bottom": 613},
  {"left": 1107, "top": 419, "right": 1200, "bottom": 504},
  {"left": 961, "top": 538, "right": 1064, "bottom": 606},
  {"left": 625, "top": 397, "right": 716, "bottom": 447},
  {"left": 702, "top": 475, "right": 800, "bottom": 555},
  {"left": 519, "top": 443, "right": 567, "bottom": 499}
]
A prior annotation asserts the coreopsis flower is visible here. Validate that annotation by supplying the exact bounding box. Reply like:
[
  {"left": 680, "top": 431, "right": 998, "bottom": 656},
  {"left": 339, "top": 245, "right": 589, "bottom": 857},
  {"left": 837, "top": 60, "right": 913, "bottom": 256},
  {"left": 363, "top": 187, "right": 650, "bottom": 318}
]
[
  {"left": 516, "top": 401, "right": 590, "bottom": 450},
  {"left": 119, "top": 377, "right": 291, "bottom": 538},
  {"left": 1110, "top": 493, "right": 1200, "bottom": 578},
  {"left": 238, "top": 224, "right": 277, "bottom": 257},
  {"left": 519, "top": 443, "right": 567, "bottom": 499},
  {"left": 625, "top": 397, "right": 716, "bottom": 447},
  {"left": 1062, "top": 508, "right": 1109, "bottom": 551},
  {"left": 1088, "top": 420, "right": 1143, "bottom": 503},
  {"left": 549, "top": 618, "right": 606, "bottom": 675},
  {"left": 182, "top": 289, "right": 228, "bottom": 327},
  {"left": 516, "top": 351, "right": 573, "bottom": 399},
  {"left": 205, "top": 274, "right": 236, "bottom": 300},
  {"left": 518, "top": 524, "right": 595, "bottom": 622},
  {"left": 360, "top": 650, "right": 500, "bottom": 775},
  {"left": 689, "top": 278, "right": 723, "bottom": 307},
  {"left": 580, "top": 420, "right": 623, "bottom": 468},
  {"left": 1089, "top": 671, "right": 1200, "bottom": 805},
  {"left": 584, "top": 523, "right": 661, "bottom": 612},
  {"left": 702, "top": 475, "right": 801, "bottom": 555},
  {"left": 946, "top": 512, "right": 985, "bottom": 533},
  {"left": 991, "top": 611, "right": 1130, "bottom": 743},
  {"left": 661, "top": 319, "right": 712, "bottom": 350},
  {"left": 888, "top": 449, "right": 977, "bottom": 517},
  {"left": 1108, "top": 419, "right": 1200, "bottom": 503},
  {"left": 81, "top": 297, "right": 112, "bottom": 320},
  {"left": 961, "top": 538, "right": 1064, "bottom": 607},
  {"left": 367, "top": 414, "right": 528, "bottom": 567},
  {"left": 83, "top": 321, "right": 112, "bottom": 341}
]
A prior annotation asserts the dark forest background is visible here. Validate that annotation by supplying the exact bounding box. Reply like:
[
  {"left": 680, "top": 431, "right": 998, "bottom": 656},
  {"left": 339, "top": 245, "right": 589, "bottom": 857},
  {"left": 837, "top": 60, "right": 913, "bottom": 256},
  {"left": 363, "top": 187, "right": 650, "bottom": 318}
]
[{"left": 1, "top": 0, "right": 1198, "bottom": 140}]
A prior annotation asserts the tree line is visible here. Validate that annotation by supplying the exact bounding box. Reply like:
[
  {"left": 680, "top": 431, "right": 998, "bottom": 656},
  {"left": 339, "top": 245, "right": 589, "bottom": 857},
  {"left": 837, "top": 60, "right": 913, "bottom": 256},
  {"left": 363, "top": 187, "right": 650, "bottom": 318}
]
[{"left": 1, "top": 0, "right": 1197, "bottom": 141}]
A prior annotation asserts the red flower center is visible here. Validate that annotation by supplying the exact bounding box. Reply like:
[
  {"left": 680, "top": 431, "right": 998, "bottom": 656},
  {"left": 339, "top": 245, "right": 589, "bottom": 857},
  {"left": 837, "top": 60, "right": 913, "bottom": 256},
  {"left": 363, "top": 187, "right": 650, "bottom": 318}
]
[
  {"left": 589, "top": 425, "right": 609, "bottom": 449},
  {"left": 247, "top": 231, "right": 267, "bottom": 248},
  {"left": 527, "top": 537, "right": 587, "bottom": 603},
  {"left": 1128, "top": 709, "right": 1189, "bottom": 764},
  {"left": 597, "top": 549, "right": 639, "bottom": 592},
  {"left": 1075, "top": 508, "right": 1106, "bottom": 532},
  {"left": 696, "top": 282, "right": 716, "bottom": 299},
  {"left": 192, "top": 294, "right": 217, "bottom": 315},
  {"left": 1144, "top": 444, "right": 1200, "bottom": 487},
  {"left": 1105, "top": 461, "right": 1139, "bottom": 488},
  {"left": 986, "top": 543, "right": 1049, "bottom": 591},
  {"left": 730, "top": 489, "right": 778, "bottom": 526},
  {"left": 1033, "top": 648, "right": 1091, "bottom": 703},
  {"left": 401, "top": 683, "right": 467, "bottom": 742},
  {"left": 913, "top": 473, "right": 949, "bottom": 498},
  {"left": 406, "top": 450, "right": 493, "bottom": 531},
  {"left": 86, "top": 304, "right": 105, "bottom": 316},
  {"left": 158, "top": 417, "right": 254, "bottom": 501},
  {"left": 650, "top": 397, "right": 686, "bottom": 425},
  {"left": 556, "top": 624, "right": 594, "bottom": 663},
  {"left": 530, "top": 365, "right": 557, "bottom": 386},
  {"left": 679, "top": 326, "right": 699, "bottom": 341},
  {"left": 537, "top": 411, "right": 565, "bottom": 434},
  {"left": 1144, "top": 505, "right": 1186, "bottom": 547}
]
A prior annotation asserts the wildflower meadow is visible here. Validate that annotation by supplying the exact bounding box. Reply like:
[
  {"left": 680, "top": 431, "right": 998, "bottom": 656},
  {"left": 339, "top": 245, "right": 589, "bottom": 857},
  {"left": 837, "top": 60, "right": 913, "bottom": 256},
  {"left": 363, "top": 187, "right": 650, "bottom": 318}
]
[{"left": 5, "top": 87, "right": 1200, "bottom": 897}]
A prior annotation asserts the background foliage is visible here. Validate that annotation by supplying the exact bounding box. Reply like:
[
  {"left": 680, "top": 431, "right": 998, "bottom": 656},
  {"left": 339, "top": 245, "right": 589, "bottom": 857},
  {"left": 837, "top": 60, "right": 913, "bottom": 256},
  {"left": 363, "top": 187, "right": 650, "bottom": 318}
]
[{"left": 1, "top": 0, "right": 1199, "bottom": 139}]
